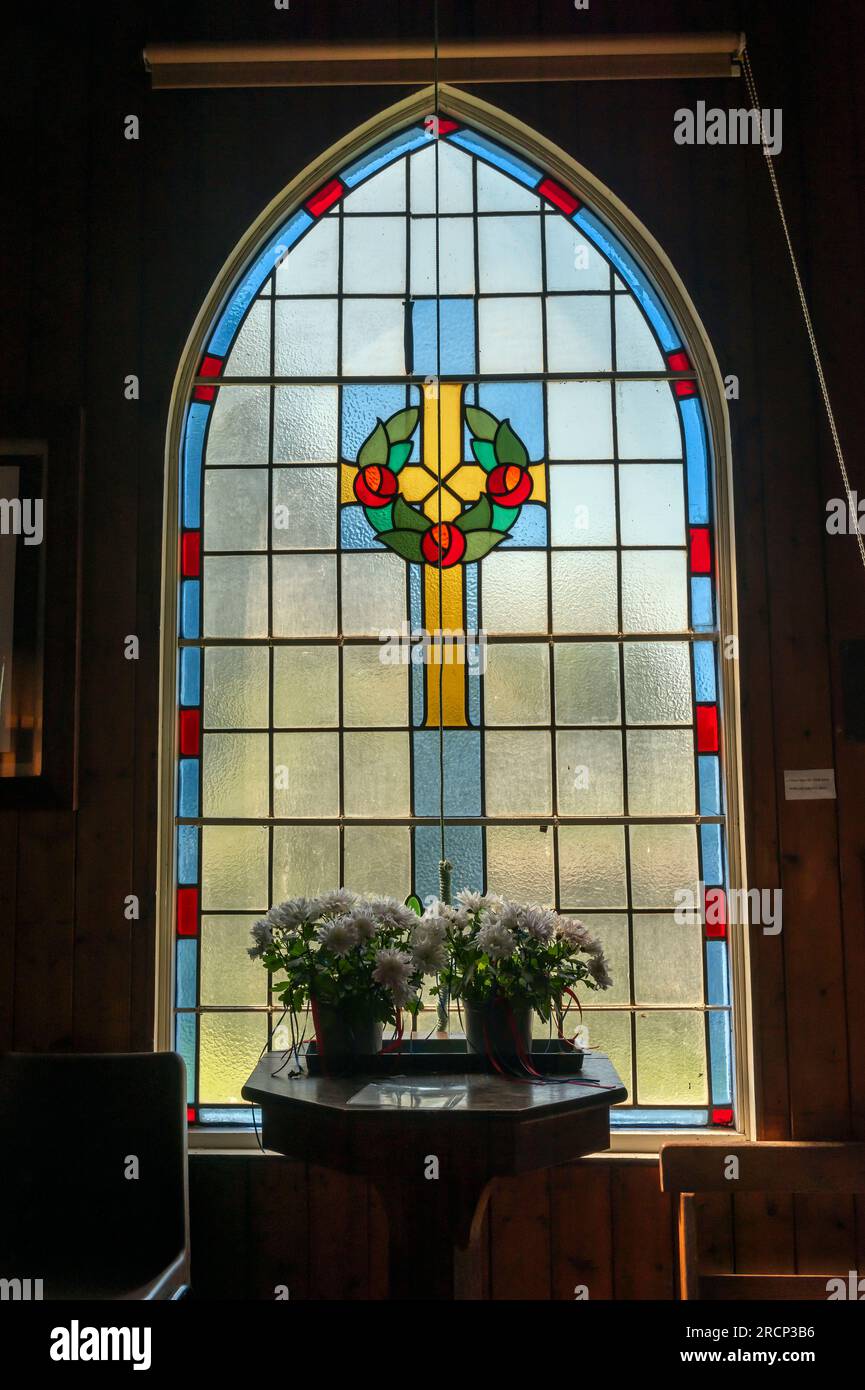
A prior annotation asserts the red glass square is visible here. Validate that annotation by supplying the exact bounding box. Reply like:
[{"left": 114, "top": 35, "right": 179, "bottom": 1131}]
[
  {"left": 181, "top": 530, "right": 201, "bottom": 578},
  {"left": 704, "top": 888, "right": 727, "bottom": 938},
  {"left": 179, "top": 708, "right": 200, "bottom": 757},
  {"left": 689, "top": 527, "right": 712, "bottom": 575},
  {"left": 186, "top": 1106, "right": 197, "bottom": 1125},
  {"left": 667, "top": 350, "right": 691, "bottom": 372},
  {"left": 538, "top": 177, "right": 580, "bottom": 215},
  {"left": 674, "top": 379, "right": 697, "bottom": 398},
  {"left": 192, "top": 383, "right": 217, "bottom": 402},
  {"left": 437, "top": 118, "right": 460, "bottom": 135},
  {"left": 697, "top": 704, "right": 719, "bottom": 753},
  {"left": 199, "top": 354, "right": 223, "bottom": 379},
  {"left": 306, "top": 178, "right": 345, "bottom": 217},
  {"left": 711, "top": 1107, "right": 734, "bottom": 1126},
  {"left": 177, "top": 887, "right": 198, "bottom": 937}
]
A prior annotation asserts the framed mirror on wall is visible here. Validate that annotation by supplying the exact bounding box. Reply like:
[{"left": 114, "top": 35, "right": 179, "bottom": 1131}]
[{"left": 0, "top": 409, "right": 83, "bottom": 808}]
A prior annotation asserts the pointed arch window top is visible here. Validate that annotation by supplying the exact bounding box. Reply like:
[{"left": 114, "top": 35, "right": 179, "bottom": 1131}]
[{"left": 196, "top": 115, "right": 686, "bottom": 372}]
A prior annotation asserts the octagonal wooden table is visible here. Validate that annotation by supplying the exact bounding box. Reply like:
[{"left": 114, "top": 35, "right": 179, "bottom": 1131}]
[{"left": 243, "top": 1050, "right": 627, "bottom": 1300}]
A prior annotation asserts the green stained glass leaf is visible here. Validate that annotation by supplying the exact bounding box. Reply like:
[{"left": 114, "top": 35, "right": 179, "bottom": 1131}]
[
  {"left": 385, "top": 407, "right": 420, "bottom": 443},
  {"left": 494, "top": 418, "right": 528, "bottom": 468},
  {"left": 456, "top": 495, "right": 493, "bottom": 532},
  {"left": 405, "top": 894, "right": 423, "bottom": 915},
  {"left": 470, "top": 439, "right": 497, "bottom": 472},
  {"left": 377, "top": 529, "right": 425, "bottom": 562},
  {"left": 367, "top": 502, "right": 394, "bottom": 533},
  {"left": 491, "top": 502, "right": 519, "bottom": 531},
  {"left": 387, "top": 441, "right": 413, "bottom": 472},
  {"left": 392, "top": 495, "right": 431, "bottom": 532},
  {"left": 462, "top": 529, "right": 507, "bottom": 562},
  {"left": 358, "top": 419, "right": 388, "bottom": 466},
  {"left": 466, "top": 405, "right": 498, "bottom": 441}
]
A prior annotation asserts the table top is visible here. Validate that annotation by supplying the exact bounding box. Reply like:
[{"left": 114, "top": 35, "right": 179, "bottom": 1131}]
[{"left": 242, "top": 1049, "right": 627, "bottom": 1119}]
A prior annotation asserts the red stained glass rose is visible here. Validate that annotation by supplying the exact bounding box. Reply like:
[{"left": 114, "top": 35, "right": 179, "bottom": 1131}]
[
  {"left": 421, "top": 523, "right": 466, "bottom": 568},
  {"left": 488, "top": 463, "right": 532, "bottom": 507},
  {"left": 354, "top": 464, "right": 397, "bottom": 508}
]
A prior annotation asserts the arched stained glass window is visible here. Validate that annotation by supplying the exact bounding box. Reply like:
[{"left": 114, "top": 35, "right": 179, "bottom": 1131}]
[{"left": 167, "top": 93, "right": 741, "bottom": 1132}]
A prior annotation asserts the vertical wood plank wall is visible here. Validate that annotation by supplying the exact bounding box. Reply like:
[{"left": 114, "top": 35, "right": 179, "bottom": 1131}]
[{"left": 1, "top": 0, "right": 864, "bottom": 1297}]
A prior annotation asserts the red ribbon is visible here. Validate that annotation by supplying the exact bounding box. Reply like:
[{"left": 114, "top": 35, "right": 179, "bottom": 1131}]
[{"left": 381, "top": 1010, "right": 404, "bottom": 1054}]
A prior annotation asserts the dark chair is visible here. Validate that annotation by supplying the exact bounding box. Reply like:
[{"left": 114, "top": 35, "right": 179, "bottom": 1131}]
[{"left": 0, "top": 1052, "right": 190, "bottom": 1299}]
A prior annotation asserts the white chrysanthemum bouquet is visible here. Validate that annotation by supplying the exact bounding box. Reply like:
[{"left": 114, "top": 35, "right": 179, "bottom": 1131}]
[
  {"left": 434, "top": 890, "right": 612, "bottom": 1031},
  {"left": 248, "top": 890, "right": 432, "bottom": 1028}
]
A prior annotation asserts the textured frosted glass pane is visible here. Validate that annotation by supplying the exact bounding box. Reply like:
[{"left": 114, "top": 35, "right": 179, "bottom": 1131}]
[
  {"left": 615, "top": 381, "right": 682, "bottom": 459},
  {"left": 623, "top": 642, "right": 692, "bottom": 724},
  {"left": 551, "top": 552, "right": 618, "bottom": 634},
  {"left": 343, "top": 732, "right": 410, "bottom": 815},
  {"left": 572, "top": 913, "right": 630, "bottom": 1006},
  {"left": 629, "top": 824, "right": 699, "bottom": 909},
  {"left": 273, "top": 385, "right": 338, "bottom": 462},
  {"left": 272, "top": 554, "right": 337, "bottom": 637},
  {"left": 203, "top": 556, "right": 268, "bottom": 637},
  {"left": 581, "top": 1010, "right": 632, "bottom": 1094},
  {"left": 275, "top": 216, "right": 338, "bottom": 294},
  {"left": 410, "top": 142, "right": 474, "bottom": 213},
  {"left": 206, "top": 386, "right": 270, "bottom": 466},
  {"left": 274, "top": 299, "right": 338, "bottom": 376},
  {"left": 199, "top": 1013, "right": 267, "bottom": 1105},
  {"left": 547, "top": 381, "right": 614, "bottom": 459},
  {"left": 550, "top": 464, "right": 616, "bottom": 546},
  {"left": 273, "top": 733, "right": 339, "bottom": 817},
  {"left": 273, "top": 646, "right": 339, "bottom": 727},
  {"left": 554, "top": 642, "right": 621, "bottom": 724},
  {"left": 204, "top": 646, "right": 269, "bottom": 728},
  {"left": 627, "top": 730, "right": 695, "bottom": 815},
  {"left": 614, "top": 296, "right": 665, "bottom": 370},
  {"left": 633, "top": 914, "right": 703, "bottom": 1005},
  {"left": 481, "top": 552, "right": 548, "bottom": 634},
  {"left": 621, "top": 552, "right": 688, "bottom": 633},
  {"left": 635, "top": 1011, "right": 708, "bottom": 1105},
  {"left": 200, "top": 915, "right": 266, "bottom": 1006},
  {"left": 410, "top": 217, "right": 475, "bottom": 295},
  {"left": 202, "top": 733, "right": 269, "bottom": 818},
  {"left": 201, "top": 825, "right": 268, "bottom": 909},
  {"left": 477, "top": 162, "right": 540, "bottom": 211},
  {"left": 477, "top": 215, "right": 542, "bottom": 293},
  {"left": 484, "top": 642, "right": 549, "bottom": 725},
  {"left": 619, "top": 464, "right": 685, "bottom": 545},
  {"left": 342, "top": 299, "right": 406, "bottom": 375},
  {"left": 478, "top": 298, "right": 543, "bottom": 374},
  {"left": 272, "top": 467, "right": 337, "bottom": 549},
  {"left": 559, "top": 825, "right": 627, "bottom": 908},
  {"left": 343, "top": 645, "right": 408, "bottom": 726},
  {"left": 556, "top": 730, "right": 624, "bottom": 814},
  {"left": 204, "top": 468, "right": 268, "bottom": 551},
  {"left": 343, "top": 217, "right": 406, "bottom": 294},
  {"left": 545, "top": 217, "right": 611, "bottom": 291},
  {"left": 272, "top": 825, "right": 340, "bottom": 900},
  {"left": 485, "top": 731, "right": 551, "bottom": 814},
  {"left": 344, "top": 825, "right": 411, "bottom": 896},
  {"left": 341, "top": 553, "right": 406, "bottom": 635},
  {"left": 223, "top": 299, "right": 270, "bottom": 376},
  {"left": 343, "top": 157, "right": 406, "bottom": 212},
  {"left": 546, "top": 296, "right": 612, "bottom": 373},
  {"left": 486, "top": 825, "right": 554, "bottom": 904}
]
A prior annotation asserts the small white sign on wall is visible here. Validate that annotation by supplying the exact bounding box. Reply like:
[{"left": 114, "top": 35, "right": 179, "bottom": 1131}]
[{"left": 783, "top": 769, "right": 837, "bottom": 801}]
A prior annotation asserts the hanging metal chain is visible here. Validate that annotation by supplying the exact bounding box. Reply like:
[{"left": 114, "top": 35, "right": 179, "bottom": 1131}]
[{"left": 742, "top": 47, "right": 865, "bottom": 571}]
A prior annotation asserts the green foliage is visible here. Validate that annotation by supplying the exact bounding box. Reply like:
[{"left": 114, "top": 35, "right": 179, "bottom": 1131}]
[
  {"left": 392, "top": 495, "right": 432, "bottom": 532},
  {"left": 494, "top": 418, "right": 527, "bottom": 468},
  {"left": 465, "top": 405, "right": 498, "bottom": 441},
  {"left": 470, "top": 439, "right": 498, "bottom": 473},
  {"left": 461, "top": 529, "right": 508, "bottom": 562},
  {"left": 455, "top": 495, "right": 493, "bottom": 533},
  {"left": 358, "top": 419, "right": 389, "bottom": 467},
  {"left": 384, "top": 406, "right": 420, "bottom": 443},
  {"left": 387, "top": 441, "right": 413, "bottom": 473},
  {"left": 376, "top": 529, "right": 425, "bottom": 562}
]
